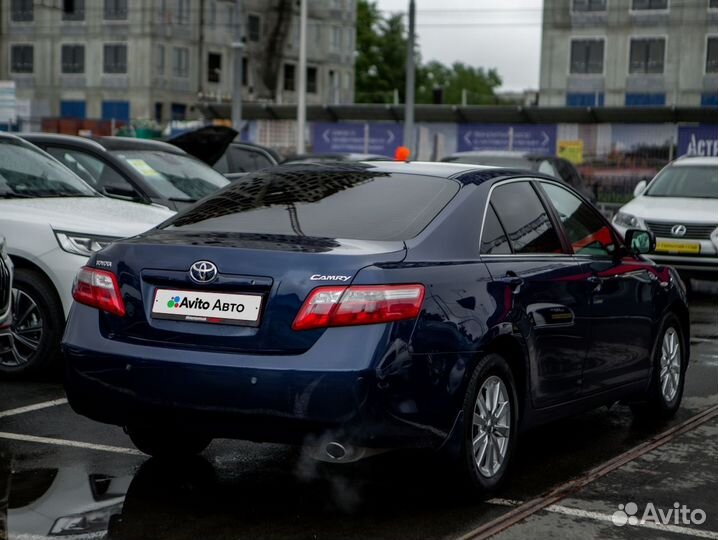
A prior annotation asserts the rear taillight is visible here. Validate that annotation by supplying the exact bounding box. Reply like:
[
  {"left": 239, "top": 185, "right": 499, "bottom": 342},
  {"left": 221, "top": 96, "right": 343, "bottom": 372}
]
[
  {"left": 292, "top": 284, "right": 425, "bottom": 331},
  {"left": 72, "top": 266, "right": 126, "bottom": 317}
]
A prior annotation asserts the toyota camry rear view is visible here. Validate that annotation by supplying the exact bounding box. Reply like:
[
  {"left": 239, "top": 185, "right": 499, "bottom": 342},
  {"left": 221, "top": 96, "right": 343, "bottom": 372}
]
[{"left": 62, "top": 162, "right": 689, "bottom": 492}]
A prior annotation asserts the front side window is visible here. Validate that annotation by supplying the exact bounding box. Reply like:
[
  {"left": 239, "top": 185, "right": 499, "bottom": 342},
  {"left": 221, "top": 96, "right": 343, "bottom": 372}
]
[
  {"left": 707, "top": 37, "right": 718, "bottom": 74},
  {"left": 61, "top": 45, "right": 85, "bottom": 74},
  {"left": 103, "top": 44, "right": 127, "bottom": 73},
  {"left": 632, "top": 0, "right": 668, "bottom": 10},
  {"left": 10, "top": 0, "right": 33, "bottom": 21},
  {"left": 10, "top": 45, "right": 33, "bottom": 73},
  {"left": 629, "top": 38, "right": 665, "bottom": 74},
  {"left": 570, "top": 39, "right": 604, "bottom": 74},
  {"left": 104, "top": 0, "right": 128, "bottom": 20},
  {"left": 480, "top": 204, "right": 511, "bottom": 255},
  {"left": 541, "top": 182, "right": 617, "bottom": 257},
  {"left": 489, "top": 182, "right": 563, "bottom": 254},
  {"left": 572, "top": 0, "right": 607, "bottom": 12}
]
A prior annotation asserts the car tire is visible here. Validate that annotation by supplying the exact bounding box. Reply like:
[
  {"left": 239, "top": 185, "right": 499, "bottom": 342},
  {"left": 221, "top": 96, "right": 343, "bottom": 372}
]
[
  {"left": 0, "top": 268, "right": 64, "bottom": 377},
  {"left": 457, "top": 353, "right": 519, "bottom": 494},
  {"left": 126, "top": 424, "right": 212, "bottom": 458},
  {"left": 630, "top": 314, "right": 685, "bottom": 421}
]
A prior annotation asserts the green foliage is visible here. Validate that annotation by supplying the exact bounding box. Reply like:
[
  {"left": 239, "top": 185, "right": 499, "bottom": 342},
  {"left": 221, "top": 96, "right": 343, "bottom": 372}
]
[{"left": 355, "top": 0, "right": 502, "bottom": 104}]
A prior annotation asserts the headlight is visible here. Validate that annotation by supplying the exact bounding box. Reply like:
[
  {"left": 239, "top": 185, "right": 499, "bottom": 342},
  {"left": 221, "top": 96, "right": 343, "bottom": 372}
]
[
  {"left": 54, "top": 231, "right": 118, "bottom": 257},
  {"left": 613, "top": 212, "right": 643, "bottom": 229},
  {"left": 711, "top": 226, "right": 718, "bottom": 249},
  {"left": 49, "top": 502, "right": 123, "bottom": 536}
]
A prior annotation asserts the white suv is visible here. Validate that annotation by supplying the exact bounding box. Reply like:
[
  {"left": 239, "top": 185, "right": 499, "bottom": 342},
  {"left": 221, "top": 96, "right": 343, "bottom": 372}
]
[
  {"left": 613, "top": 156, "right": 718, "bottom": 282},
  {"left": 0, "top": 133, "right": 174, "bottom": 375}
]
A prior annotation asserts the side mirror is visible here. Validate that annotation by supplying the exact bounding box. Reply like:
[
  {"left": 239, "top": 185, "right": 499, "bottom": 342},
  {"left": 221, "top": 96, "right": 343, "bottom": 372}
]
[
  {"left": 624, "top": 229, "right": 655, "bottom": 255},
  {"left": 633, "top": 180, "right": 647, "bottom": 198}
]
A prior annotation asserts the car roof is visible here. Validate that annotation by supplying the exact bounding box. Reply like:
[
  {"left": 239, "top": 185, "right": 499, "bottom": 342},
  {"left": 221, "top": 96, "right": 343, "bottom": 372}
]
[
  {"left": 94, "top": 136, "right": 187, "bottom": 154},
  {"left": 673, "top": 156, "right": 718, "bottom": 166},
  {"left": 446, "top": 150, "right": 531, "bottom": 158},
  {"left": 19, "top": 132, "right": 108, "bottom": 151}
]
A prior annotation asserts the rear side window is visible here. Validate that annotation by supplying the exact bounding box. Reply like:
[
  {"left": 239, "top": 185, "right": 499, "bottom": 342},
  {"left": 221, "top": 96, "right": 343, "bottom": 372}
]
[
  {"left": 165, "top": 167, "right": 460, "bottom": 241},
  {"left": 228, "top": 147, "right": 274, "bottom": 172},
  {"left": 489, "top": 181, "right": 563, "bottom": 254},
  {"left": 480, "top": 204, "right": 511, "bottom": 254}
]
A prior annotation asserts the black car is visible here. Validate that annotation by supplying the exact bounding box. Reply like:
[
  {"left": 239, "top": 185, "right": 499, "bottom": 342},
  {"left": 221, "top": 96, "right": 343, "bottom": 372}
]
[
  {"left": 442, "top": 150, "right": 595, "bottom": 202},
  {"left": 20, "top": 134, "right": 231, "bottom": 211},
  {"left": 282, "top": 153, "right": 392, "bottom": 165},
  {"left": 166, "top": 125, "right": 279, "bottom": 176}
]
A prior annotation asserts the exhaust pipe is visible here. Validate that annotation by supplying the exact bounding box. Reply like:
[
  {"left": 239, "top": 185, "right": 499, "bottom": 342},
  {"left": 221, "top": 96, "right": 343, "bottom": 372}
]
[{"left": 325, "top": 441, "right": 347, "bottom": 461}]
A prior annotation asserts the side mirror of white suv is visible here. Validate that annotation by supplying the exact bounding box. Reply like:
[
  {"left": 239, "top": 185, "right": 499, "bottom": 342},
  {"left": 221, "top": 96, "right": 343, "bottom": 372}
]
[{"left": 633, "top": 180, "right": 647, "bottom": 198}]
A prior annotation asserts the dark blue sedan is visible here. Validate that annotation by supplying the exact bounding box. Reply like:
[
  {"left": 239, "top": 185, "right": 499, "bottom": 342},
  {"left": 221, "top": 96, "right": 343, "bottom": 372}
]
[{"left": 62, "top": 161, "right": 689, "bottom": 492}]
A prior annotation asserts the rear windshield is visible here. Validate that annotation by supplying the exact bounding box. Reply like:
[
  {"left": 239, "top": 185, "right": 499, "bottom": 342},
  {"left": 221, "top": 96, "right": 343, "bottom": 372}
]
[
  {"left": 163, "top": 166, "right": 460, "bottom": 241},
  {"left": 644, "top": 165, "right": 718, "bottom": 199}
]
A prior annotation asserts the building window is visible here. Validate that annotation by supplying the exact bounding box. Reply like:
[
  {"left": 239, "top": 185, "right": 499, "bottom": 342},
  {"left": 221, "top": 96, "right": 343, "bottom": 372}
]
[
  {"left": 103, "top": 44, "right": 127, "bottom": 73},
  {"left": 10, "top": 45, "right": 33, "bottom": 73},
  {"left": 61, "top": 45, "right": 85, "bottom": 73},
  {"left": 171, "top": 103, "right": 187, "bottom": 121},
  {"left": 248, "top": 14, "right": 261, "bottom": 41},
  {"left": 154, "top": 102, "right": 163, "bottom": 122},
  {"left": 10, "top": 0, "right": 33, "bottom": 22},
  {"left": 566, "top": 92, "right": 604, "bottom": 106},
  {"left": 283, "top": 63, "right": 295, "bottom": 92},
  {"left": 177, "top": 0, "right": 190, "bottom": 24},
  {"left": 629, "top": 38, "right": 665, "bottom": 74},
  {"left": 331, "top": 27, "right": 342, "bottom": 52},
  {"left": 625, "top": 93, "right": 666, "bottom": 106},
  {"left": 572, "top": 0, "right": 606, "bottom": 12},
  {"left": 62, "top": 0, "right": 85, "bottom": 20},
  {"left": 707, "top": 37, "right": 718, "bottom": 73},
  {"left": 242, "top": 57, "right": 249, "bottom": 86},
  {"left": 208, "top": 52, "right": 221, "bottom": 83},
  {"left": 711, "top": 0, "right": 718, "bottom": 9},
  {"left": 60, "top": 100, "right": 86, "bottom": 119},
  {"left": 172, "top": 47, "right": 189, "bottom": 78},
  {"left": 631, "top": 0, "right": 668, "bottom": 10},
  {"left": 307, "top": 67, "right": 317, "bottom": 93},
  {"left": 570, "top": 39, "right": 604, "bottom": 74},
  {"left": 155, "top": 44, "right": 165, "bottom": 75},
  {"left": 208, "top": 1, "right": 216, "bottom": 24},
  {"left": 104, "top": 0, "right": 128, "bottom": 20}
]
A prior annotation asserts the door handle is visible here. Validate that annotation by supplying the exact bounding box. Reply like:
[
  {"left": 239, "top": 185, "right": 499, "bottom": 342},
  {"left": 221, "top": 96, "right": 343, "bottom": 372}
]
[
  {"left": 502, "top": 271, "right": 524, "bottom": 294},
  {"left": 587, "top": 275, "right": 602, "bottom": 292}
]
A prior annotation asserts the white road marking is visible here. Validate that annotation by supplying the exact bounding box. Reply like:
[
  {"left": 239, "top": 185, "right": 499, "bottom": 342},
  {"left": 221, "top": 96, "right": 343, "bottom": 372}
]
[
  {"left": 0, "top": 398, "right": 68, "bottom": 419},
  {"left": 486, "top": 498, "right": 718, "bottom": 539},
  {"left": 0, "top": 431, "right": 143, "bottom": 456}
]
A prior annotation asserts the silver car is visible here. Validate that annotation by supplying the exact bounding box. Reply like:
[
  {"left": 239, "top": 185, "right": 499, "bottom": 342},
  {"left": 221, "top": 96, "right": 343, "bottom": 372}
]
[{"left": 0, "top": 237, "right": 12, "bottom": 338}]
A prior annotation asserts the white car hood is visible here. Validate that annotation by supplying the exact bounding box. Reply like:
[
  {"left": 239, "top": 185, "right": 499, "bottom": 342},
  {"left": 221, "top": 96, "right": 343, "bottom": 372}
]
[
  {"left": 621, "top": 196, "right": 718, "bottom": 223},
  {"left": 0, "top": 197, "right": 175, "bottom": 237}
]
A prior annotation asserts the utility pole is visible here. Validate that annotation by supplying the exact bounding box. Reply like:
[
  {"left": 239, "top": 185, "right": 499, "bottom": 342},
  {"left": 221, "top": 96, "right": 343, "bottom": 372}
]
[
  {"left": 403, "top": 0, "right": 416, "bottom": 155},
  {"left": 231, "top": 0, "right": 245, "bottom": 133},
  {"left": 296, "top": 0, "right": 308, "bottom": 153}
]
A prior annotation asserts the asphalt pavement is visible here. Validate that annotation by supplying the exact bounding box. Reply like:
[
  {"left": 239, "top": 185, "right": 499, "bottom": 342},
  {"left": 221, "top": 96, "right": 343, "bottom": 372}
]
[{"left": 0, "top": 283, "right": 716, "bottom": 540}]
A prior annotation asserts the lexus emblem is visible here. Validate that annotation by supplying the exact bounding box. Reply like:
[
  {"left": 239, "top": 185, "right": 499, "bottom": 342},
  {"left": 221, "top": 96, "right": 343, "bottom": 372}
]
[
  {"left": 189, "top": 260, "right": 218, "bottom": 283},
  {"left": 670, "top": 224, "right": 687, "bottom": 237}
]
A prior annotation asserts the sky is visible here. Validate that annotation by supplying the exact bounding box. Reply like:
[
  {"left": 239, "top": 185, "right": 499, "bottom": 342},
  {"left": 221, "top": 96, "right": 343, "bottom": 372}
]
[{"left": 374, "top": 0, "right": 544, "bottom": 92}]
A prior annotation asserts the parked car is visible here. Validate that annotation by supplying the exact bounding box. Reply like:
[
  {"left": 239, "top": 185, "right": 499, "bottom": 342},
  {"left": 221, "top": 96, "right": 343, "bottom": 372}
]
[
  {"left": 441, "top": 150, "right": 595, "bottom": 202},
  {"left": 612, "top": 156, "right": 718, "bottom": 282},
  {"left": 0, "top": 133, "right": 174, "bottom": 375},
  {"left": 0, "top": 237, "right": 12, "bottom": 339},
  {"left": 166, "top": 125, "right": 279, "bottom": 175},
  {"left": 20, "top": 133, "right": 231, "bottom": 211},
  {"left": 282, "top": 153, "right": 392, "bottom": 165},
  {"left": 63, "top": 161, "right": 688, "bottom": 492}
]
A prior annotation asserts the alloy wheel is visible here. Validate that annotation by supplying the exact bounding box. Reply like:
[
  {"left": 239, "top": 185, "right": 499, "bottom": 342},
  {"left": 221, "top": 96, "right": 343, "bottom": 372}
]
[
  {"left": 0, "top": 288, "right": 44, "bottom": 368},
  {"left": 659, "top": 327, "right": 681, "bottom": 403},
  {"left": 472, "top": 375, "right": 511, "bottom": 478}
]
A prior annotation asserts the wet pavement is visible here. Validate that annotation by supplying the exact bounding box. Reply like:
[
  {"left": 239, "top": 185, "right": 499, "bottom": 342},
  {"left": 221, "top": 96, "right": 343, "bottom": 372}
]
[{"left": 0, "top": 284, "right": 716, "bottom": 540}]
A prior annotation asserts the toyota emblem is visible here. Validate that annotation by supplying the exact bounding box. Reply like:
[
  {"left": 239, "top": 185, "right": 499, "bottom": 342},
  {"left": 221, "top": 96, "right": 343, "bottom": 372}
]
[
  {"left": 670, "top": 224, "right": 687, "bottom": 237},
  {"left": 189, "top": 260, "right": 218, "bottom": 283}
]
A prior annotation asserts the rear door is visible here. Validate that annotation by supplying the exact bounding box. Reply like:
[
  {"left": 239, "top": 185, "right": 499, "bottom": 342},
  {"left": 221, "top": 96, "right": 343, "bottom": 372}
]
[
  {"left": 538, "top": 180, "right": 656, "bottom": 393},
  {"left": 481, "top": 179, "right": 592, "bottom": 408}
]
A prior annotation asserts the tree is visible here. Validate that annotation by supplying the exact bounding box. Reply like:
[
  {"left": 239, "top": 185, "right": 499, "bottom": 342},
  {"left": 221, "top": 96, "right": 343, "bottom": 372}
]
[{"left": 354, "top": 0, "right": 502, "bottom": 104}]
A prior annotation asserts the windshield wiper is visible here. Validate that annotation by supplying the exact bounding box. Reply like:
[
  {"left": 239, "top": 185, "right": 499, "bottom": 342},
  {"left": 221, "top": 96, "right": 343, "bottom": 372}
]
[{"left": 0, "top": 193, "right": 32, "bottom": 199}]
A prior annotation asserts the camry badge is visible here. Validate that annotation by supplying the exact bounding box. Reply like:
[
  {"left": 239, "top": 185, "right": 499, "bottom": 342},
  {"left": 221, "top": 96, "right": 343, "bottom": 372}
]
[
  {"left": 189, "top": 260, "right": 218, "bottom": 283},
  {"left": 670, "top": 224, "right": 687, "bottom": 237}
]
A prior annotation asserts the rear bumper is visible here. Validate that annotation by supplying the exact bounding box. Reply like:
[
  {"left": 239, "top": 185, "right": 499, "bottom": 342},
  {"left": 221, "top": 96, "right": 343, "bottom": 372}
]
[{"left": 62, "top": 306, "right": 449, "bottom": 450}]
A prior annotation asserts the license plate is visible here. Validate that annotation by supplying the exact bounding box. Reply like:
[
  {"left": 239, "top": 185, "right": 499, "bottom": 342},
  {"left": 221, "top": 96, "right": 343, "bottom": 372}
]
[
  {"left": 152, "top": 289, "right": 263, "bottom": 326},
  {"left": 655, "top": 240, "right": 701, "bottom": 255}
]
